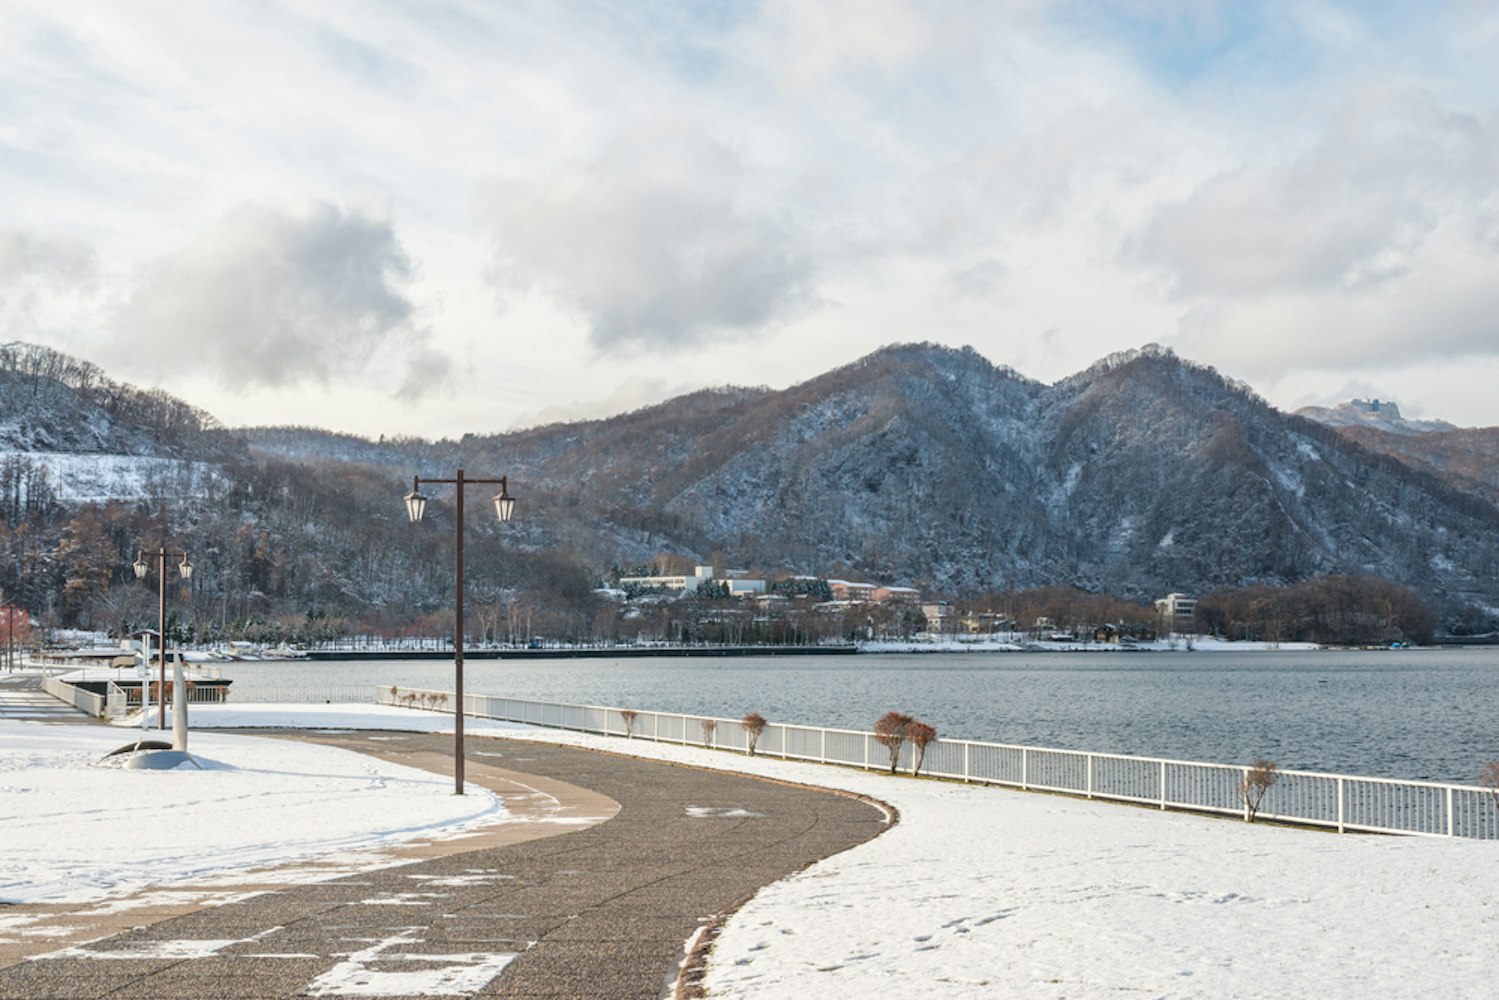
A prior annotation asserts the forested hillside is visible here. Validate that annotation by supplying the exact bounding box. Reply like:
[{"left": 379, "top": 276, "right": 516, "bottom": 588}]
[{"left": 3, "top": 340, "right": 1498, "bottom": 641}]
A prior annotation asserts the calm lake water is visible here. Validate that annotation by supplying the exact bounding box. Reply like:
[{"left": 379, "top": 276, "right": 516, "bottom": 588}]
[{"left": 227, "top": 648, "right": 1499, "bottom": 785}]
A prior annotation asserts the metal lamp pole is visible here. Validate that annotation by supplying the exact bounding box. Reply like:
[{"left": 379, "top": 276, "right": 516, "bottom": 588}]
[
  {"left": 133, "top": 547, "right": 193, "bottom": 731},
  {"left": 405, "top": 470, "right": 516, "bottom": 795}
]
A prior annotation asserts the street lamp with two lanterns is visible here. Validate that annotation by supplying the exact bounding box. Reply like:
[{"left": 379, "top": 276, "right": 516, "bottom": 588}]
[
  {"left": 133, "top": 546, "right": 193, "bottom": 733},
  {"left": 404, "top": 470, "right": 516, "bottom": 795}
]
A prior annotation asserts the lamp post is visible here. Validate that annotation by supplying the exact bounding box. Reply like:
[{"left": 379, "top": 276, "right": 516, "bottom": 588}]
[
  {"left": 404, "top": 470, "right": 516, "bottom": 795},
  {"left": 2, "top": 603, "right": 15, "bottom": 672},
  {"left": 133, "top": 546, "right": 193, "bottom": 732}
]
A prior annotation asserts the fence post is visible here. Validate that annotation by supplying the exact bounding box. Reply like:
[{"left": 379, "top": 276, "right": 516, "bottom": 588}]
[
  {"left": 1447, "top": 786, "right": 1455, "bottom": 838},
  {"left": 963, "top": 742, "right": 970, "bottom": 783},
  {"left": 681, "top": 714, "right": 688, "bottom": 746},
  {"left": 1160, "top": 761, "right": 1168, "bottom": 810},
  {"left": 1086, "top": 754, "right": 1093, "bottom": 799},
  {"left": 820, "top": 728, "right": 826, "bottom": 764},
  {"left": 863, "top": 734, "right": 870, "bottom": 771},
  {"left": 1022, "top": 748, "right": 1029, "bottom": 790}
]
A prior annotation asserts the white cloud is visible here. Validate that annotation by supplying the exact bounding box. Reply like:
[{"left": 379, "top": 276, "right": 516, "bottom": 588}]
[
  {"left": 112, "top": 201, "right": 431, "bottom": 390},
  {"left": 487, "top": 122, "right": 815, "bottom": 352},
  {"left": 0, "top": 229, "right": 94, "bottom": 285},
  {"left": 0, "top": 228, "right": 99, "bottom": 346},
  {"left": 1134, "top": 87, "right": 1496, "bottom": 298},
  {"left": 746, "top": 0, "right": 946, "bottom": 89}
]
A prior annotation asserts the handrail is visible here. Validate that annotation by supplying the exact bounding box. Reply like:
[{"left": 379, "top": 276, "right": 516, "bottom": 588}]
[
  {"left": 375, "top": 686, "right": 1499, "bottom": 841},
  {"left": 41, "top": 675, "right": 107, "bottom": 717}
]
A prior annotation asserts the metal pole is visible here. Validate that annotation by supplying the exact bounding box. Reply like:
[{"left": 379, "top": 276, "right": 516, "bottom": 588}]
[
  {"left": 454, "top": 469, "right": 466, "bottom": 796},
  {"left": 158, "top": 548, "right": 167, "bottom": 731}
]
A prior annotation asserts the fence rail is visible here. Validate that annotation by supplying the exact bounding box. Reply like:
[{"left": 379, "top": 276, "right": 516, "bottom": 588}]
[
  {"left": 42, "top": 675, "right": 106, "bottom": 716},
  {"left": 377, "top": 686, "right": 1499, "bottom": 841},
  {"left": 229, "top": 686, "right": 377, "bottom": 705}
]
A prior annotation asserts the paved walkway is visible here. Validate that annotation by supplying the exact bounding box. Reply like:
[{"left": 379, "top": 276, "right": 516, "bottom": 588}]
[
  {"left": 0, "top": 729, "right": 891, "bottom": 998},
  {"left": 0, "top": 672, "right": 92, "bottom": 724}
]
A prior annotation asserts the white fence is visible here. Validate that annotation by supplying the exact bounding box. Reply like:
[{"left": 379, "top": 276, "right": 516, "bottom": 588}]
[
  {"left": 378, "top": 686, "right": 1499, "bottom": 841},
  {"left": 229, "top": 686, "right": 376, "bottom": 704},
  {"left": 42, "top": 674, "right": 106, "bottom": 716}
]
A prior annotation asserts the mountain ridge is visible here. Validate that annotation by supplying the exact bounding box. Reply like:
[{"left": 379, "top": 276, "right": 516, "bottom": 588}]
[{"left": 4, "top": 340, "right": 1499, "bottom": 633}]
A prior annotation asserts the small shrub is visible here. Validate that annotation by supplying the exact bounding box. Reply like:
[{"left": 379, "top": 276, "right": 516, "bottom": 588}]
[
  {"left": 907, "top": 721, "right": 937, "bottom": 777},
  {"left": 700, "top": 719, "right": 717, "bottom": 747},
  {"left": 1480, "top": 760, "right": 1499, "bottom": 810},
  {"left": 620, "top": 709, "right": 638, "bottom": 738},
  {"left": 1241, "top": 757, "right": 1278, "bottom": 822},
  {"left": 742, "top": 712, "right": 767, "bottom": 755},
  {"left": 874, "top": 711, "right": 915, "bottom": 774}
]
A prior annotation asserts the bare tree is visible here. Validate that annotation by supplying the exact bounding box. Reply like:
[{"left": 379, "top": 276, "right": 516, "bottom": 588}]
[
  {"left": 908, "top": 720, "right": 937, "bottom": 777},
  {"left": 1241, "top": 758, "right": 1278, "bottom": 822},
  {"left": 741, "top": 711, "right": 767, "bottom": 755},
  {"left": 700, "top": 719, "right": 717, "bottom": 747},
  {"left": 620, "top": 709, "right": 638, "bottom": 738},
  {"left": 1480, "top": 760, "right": 1499, "bottom": 813},
  {"left": 874, "top": 711, "right": 914, "bottom": 774}
]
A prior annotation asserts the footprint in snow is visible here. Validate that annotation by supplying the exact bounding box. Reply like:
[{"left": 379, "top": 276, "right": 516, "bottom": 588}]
[{"left": 973, "top": 910, "right": 1014, "bottom": 926}]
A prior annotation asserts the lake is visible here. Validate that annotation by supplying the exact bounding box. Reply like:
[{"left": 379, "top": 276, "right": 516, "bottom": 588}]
[{"left": 226, "top": 648, "right": 1499, "bottom": 785}]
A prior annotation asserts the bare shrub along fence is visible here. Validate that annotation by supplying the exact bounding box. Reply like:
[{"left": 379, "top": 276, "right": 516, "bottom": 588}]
[{"left": 377, "top": 687, "right": 1499, "bottom": 841}]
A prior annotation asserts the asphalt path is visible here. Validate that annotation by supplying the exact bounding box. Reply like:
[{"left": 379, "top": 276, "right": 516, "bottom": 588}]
[{"left": 1, "top": 730, "right": 891, "bottom": 998}]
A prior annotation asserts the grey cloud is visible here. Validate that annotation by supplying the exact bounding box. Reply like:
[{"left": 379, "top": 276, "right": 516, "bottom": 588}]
[
  {"left": 1131, "top": 89, "right": 1497, "bottom": 297},
  {"left": 393, "top": 345, "right": 455, "bottom": 403},
  {"left": 0, "top": 229, "right": 95, "bottom": 285},
  {"left": 487, "top": 124, "right": 813, "bottom": 352},
  {"left": 113, "top": 202, "right": 426, "bottom": 389},
  {"left": 948, "top": 257, "right": 1009, "bottom": 299}
]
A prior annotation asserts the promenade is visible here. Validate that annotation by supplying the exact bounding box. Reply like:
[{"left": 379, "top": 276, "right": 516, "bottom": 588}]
[{"left": 0, "top": 728, "right": 889, "bottom": 998}]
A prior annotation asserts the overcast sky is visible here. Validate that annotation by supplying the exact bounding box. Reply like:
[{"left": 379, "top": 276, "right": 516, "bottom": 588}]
[{"left": 3, "top": 1, "right": 1497, "bottom": 438}]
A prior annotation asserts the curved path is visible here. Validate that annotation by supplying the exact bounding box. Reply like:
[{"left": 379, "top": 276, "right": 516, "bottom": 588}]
[{"left": 0, "top": 730, "right": 890, "bottom": 998}]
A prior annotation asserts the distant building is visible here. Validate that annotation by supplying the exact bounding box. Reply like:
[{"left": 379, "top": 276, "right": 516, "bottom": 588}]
[
  {"left": 871, "top": 586, "right": 920, "bottom": 604},
  {"left": 1344, "top": 398, "right": 1402, "bottom": 419},
  {"left": 827, "top": 580, "right": 877, "bottom": 602},
  {"left": 620, "top": 565, "right": 717, "bottom": 593},
  {"left": 922, "top": 601, "right": 956, "bottom": 634},
  {"left": 618, "top": 565, "right": 768, "bottom": 598},
  {"left": 1155, "top": 593, "right": 1198, "bottom": 633}
]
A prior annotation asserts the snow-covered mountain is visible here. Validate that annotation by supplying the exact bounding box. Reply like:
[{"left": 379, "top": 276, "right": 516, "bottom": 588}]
[
  {"left": 421, "top": 343, "right": 1499, "bottom": 612},
  {"left": 6, "top": 339, "right": 1499, "bottom": 631}
]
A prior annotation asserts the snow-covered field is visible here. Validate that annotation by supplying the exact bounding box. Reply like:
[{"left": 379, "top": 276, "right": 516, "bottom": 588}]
[
  {"left": 0, "top": 706, "right": 515, "bottom": 906},
  {"left": 499, "top": 726, "right": 1499, "bottom": 999},
  {"left": 4, "top": 701, "right": 1496, "bottom": 997}
]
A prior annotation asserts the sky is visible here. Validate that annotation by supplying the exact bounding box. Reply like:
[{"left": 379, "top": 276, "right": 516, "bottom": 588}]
[{"left": 2, "top": 0, "right": 1498, "bottom": 438}]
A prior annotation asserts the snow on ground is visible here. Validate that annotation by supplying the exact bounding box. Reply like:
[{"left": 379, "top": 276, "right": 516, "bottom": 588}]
[
  {"left": 5, "top": 703, "right": 1497, "bottom": 997},
  {"left": 498, "top": 727, "right": 1499, "bottom": 1000},
  {"left": 0, "top": 706, "right": 516, "bottom": 906}
]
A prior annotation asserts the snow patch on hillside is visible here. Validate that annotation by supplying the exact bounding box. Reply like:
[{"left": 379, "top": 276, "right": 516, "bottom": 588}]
[{"left": 0, "top": 451, "right": 221, "bottom": 502}]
